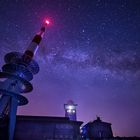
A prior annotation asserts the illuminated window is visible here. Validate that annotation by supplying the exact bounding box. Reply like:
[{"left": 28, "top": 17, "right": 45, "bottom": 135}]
[
  {"left": 72, "top": 110, "right": 75, "bottom": 113},
  {"left": 67, "top": 109, "right": 72, "bottom": 113}
]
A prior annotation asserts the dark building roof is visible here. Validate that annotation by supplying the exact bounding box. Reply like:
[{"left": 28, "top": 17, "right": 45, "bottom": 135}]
[
  {"left": 16, "top": 115, "right": 83, "bottom": 124},
  {"left": 17, "top": 115, "right": 69, "bottom": 121}
]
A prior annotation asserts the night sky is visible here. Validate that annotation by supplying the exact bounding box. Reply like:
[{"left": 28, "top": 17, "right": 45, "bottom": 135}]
[{"left": 0, "top": 0, "right": 140, "bottom": 137}]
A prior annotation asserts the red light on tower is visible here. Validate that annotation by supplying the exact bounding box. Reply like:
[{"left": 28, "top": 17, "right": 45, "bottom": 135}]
[{"left": 45, "top": 19, "right": 50, "bottom": 25}]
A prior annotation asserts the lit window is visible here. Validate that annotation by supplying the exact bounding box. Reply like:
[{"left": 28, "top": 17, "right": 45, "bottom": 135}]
[{"left": 67, "top": 109, "right": 71, "bottom": 113}]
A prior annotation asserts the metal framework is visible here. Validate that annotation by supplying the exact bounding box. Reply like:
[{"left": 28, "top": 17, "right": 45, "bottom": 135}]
[{"left": 0, "top": 23, "right": 47, "bottom": 140}]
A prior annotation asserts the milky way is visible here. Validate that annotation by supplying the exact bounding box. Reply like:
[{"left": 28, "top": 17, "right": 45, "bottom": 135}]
[{"left": 0, "top": 0, "right": 140, "bottom": 137}]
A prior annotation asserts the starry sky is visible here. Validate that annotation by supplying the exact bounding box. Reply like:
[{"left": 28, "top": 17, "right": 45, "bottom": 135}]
[{"left": 0, "top": 0, "right": 140, "bottom": 137}]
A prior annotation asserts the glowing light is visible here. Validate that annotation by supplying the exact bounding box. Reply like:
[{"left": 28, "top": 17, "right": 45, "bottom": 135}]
[
  {"left": 67, "top": 109, "right": 72, "bottom": 113},
  {"left": 45, "top": 20, "right": 50, "bottom": 25},
  {"left": 72, "top": 110, "right": 75, "bottom": 113},
  {"left": 67, "top": 105, "right": 73, "bottom": 110}
]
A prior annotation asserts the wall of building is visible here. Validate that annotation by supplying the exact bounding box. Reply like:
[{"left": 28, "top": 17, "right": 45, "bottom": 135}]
[
  {"left": 90, "top": 122, "right": 113, "bottom": 138},
  {"left": 14, "top": 115, "right": 82, "bottom": 140}
]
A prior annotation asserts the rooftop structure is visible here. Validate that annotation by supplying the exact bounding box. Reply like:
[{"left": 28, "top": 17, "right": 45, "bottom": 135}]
[{"left": 64, "top": 100, "right": 77, "bottom": 121}]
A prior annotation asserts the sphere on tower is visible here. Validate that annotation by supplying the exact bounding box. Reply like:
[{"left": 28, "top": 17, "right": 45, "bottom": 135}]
[{"left": 64, "top": 100, "right": 77, "bottom": 121}]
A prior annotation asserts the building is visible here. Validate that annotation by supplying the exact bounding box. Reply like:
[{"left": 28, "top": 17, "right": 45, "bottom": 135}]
[
  {"left": 14, "top": 115, "right": 82, "bottom": 140},
  {"left": 82, "top": 117, "right": 113, "bottom": 140},
  {"left": 0, "top": 115, "right": 83, "bottom": 140}
]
